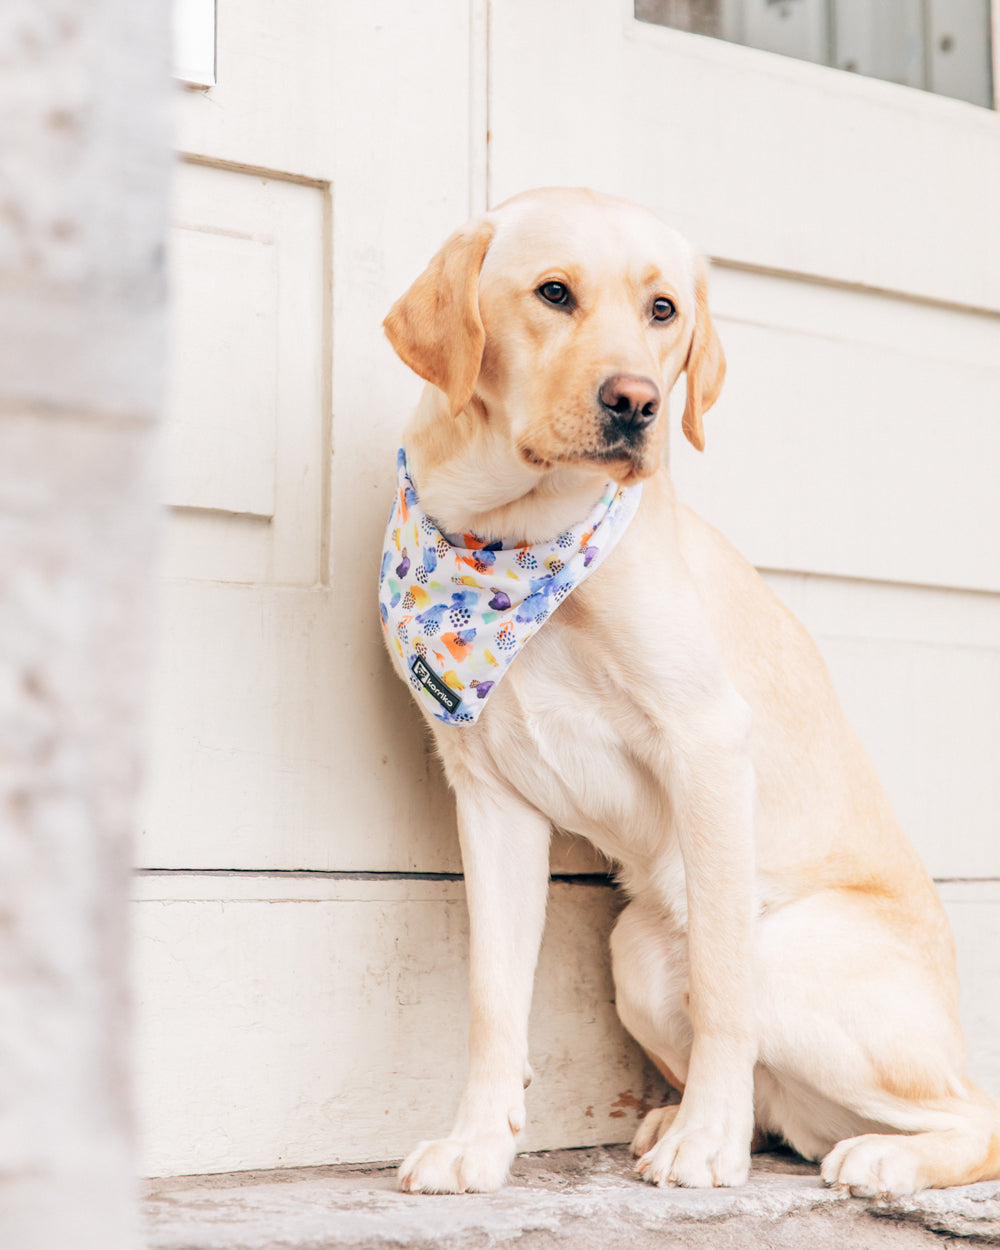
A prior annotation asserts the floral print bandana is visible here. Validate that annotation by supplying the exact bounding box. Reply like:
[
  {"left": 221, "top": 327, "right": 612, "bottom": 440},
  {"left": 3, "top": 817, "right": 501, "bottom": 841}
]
[{"left": 379, "top": 447, "right": 642, "bottom": 725}]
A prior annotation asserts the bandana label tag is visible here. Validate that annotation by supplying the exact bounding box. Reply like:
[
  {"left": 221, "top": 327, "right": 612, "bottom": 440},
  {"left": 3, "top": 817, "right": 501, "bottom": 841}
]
[{"left": 410, "top": 656, "right": 462, "bottom": 714}]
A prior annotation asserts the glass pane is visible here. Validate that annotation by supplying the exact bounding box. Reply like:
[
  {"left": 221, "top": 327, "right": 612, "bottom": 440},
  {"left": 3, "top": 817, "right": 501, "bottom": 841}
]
[
  {"left": 927, "top": 0, "right": 994, "bottom": 108},
  {"left": 635, "top": 0, "right": 995, "bottom": 108},
  {"left": 740, "top": 0, "right": 829, "bottom": 67},
  {"left": 833, "top": 0, "right": 925, "bottom": 90},
  {"left": 634, "top": 0, "right": 727, "bottom": 37}
]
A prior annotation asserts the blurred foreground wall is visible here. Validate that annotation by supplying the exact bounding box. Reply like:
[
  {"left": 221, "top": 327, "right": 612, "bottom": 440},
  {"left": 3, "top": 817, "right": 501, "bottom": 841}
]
[{"left": 0, "top": 1, "right": 170, "bottom": 1245}]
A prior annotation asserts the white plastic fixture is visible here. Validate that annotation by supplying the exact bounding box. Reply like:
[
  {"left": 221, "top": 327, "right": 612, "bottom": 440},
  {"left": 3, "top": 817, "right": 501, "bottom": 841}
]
[{"left": 173, "top": 0, "right": 216, "bottom": 88}]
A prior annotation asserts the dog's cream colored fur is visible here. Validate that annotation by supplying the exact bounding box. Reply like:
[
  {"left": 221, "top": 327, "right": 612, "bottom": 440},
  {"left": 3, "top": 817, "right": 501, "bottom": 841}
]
[{"left": 382, "top": 187, "right": 1000, "bottom": 1197}]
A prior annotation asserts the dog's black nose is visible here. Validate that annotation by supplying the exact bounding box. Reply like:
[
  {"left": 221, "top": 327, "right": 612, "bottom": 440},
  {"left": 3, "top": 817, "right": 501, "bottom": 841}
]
[{"left": 598, "top": 373, "right": 660, "bottom": 431}]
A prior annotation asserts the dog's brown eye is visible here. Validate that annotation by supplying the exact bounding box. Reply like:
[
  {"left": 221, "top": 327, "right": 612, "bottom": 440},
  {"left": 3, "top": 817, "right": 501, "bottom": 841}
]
[
  {"left": 538, "top": 281, "right": 571, "bottom": 307},
  {"left": 652, "top": 297, "right": 677, "bottom": 322}
]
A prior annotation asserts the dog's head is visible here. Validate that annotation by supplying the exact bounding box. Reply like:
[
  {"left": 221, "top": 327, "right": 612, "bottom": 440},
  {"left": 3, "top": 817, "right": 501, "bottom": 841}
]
[{"left": 384, "top": 188, "right": 725, "bottom": 483}]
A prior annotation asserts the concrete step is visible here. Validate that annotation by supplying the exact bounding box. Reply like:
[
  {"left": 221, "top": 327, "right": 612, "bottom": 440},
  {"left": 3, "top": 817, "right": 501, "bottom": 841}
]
[{"left": 142, "top": 1145, "right": 1000, "bottom": 1250}]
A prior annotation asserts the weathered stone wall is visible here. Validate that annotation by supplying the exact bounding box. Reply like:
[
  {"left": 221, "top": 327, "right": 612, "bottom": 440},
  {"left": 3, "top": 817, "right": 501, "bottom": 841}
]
[{"left": 0, "top": 2, "right": 170, "bottom": 1247}]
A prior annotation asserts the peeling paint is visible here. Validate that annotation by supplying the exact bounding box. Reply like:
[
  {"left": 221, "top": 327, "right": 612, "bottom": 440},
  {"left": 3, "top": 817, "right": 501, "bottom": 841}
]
[{"left": 611, "top": 1089, "right": 652, "bottom": 1119}]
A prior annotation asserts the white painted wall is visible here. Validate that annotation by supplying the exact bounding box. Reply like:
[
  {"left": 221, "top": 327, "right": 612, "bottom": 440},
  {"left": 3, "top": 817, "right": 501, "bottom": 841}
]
[{"left": 134, "top": 0, "right": 1000, "bottom": 1176}]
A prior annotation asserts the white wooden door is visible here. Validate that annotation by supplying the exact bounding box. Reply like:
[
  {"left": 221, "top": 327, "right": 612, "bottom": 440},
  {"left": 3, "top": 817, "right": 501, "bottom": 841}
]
[{"left": 134, "top": 0, "right": 1000, "bottom": 1177}]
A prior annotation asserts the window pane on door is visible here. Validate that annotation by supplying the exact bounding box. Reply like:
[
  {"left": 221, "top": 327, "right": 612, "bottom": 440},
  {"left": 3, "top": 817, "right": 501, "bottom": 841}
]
[
  {"left": 833, "top": 0, "right": 925, "bottom": 90},
  {"left": 635, "top": 0, "right": 995, "bottom": 108},
  {"left": 741, "top": 0, "right": 828, "bottom": 66},
  {"left": 927, "top": 0, "right": 995, "bottom": 107}
]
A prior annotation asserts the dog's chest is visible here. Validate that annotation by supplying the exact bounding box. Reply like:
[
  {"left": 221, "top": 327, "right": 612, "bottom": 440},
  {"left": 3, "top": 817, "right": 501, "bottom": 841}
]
[{"left": 463, "top": 613, "right": 682, "bottom": 884}]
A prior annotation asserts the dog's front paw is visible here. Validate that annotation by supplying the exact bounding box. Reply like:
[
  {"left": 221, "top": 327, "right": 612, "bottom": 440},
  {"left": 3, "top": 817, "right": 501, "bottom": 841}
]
[
  {"left": 636, "top": 1122, "right": 750, "bottom": 1189},
  {"left": 398, "top": 1133, "right": 517, "bottom": 1194}
]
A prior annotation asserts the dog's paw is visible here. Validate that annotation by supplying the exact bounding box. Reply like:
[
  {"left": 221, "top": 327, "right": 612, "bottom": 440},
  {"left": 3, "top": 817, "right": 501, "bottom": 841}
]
[
  {"left": 636, "top": 1121, "right": 750, "bottom": 1189},
  {"left": 820, "top": 1134, "right": 922, "bottom": 1198},
  {"left": 398, "top": 1133, "right": 516, "bottom": 1194},
  {"left": 631, "top": 1104, "right": 681, "bottom": 1158}
]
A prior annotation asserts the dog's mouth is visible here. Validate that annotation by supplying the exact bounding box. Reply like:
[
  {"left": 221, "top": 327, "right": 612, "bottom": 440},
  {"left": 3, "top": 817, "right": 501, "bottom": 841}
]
[
  {"left": 517, "top": 402, "right": 661, "bottom": 482},
  {"left": 518, "top": 439, "right": 652, "bottom": 484},
  {"left": 592, "top": 433, "right": 648, "bottom": 464},
  {"left": 589, "top": 447, "right": 652, "bottom": 485},
  {"left": 583, "top": 419, "right": 658, "bottom": 477}
]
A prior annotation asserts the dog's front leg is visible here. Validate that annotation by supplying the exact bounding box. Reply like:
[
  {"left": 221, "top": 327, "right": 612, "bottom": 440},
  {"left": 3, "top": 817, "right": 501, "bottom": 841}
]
[
  {"left": 399, "top": 773, "right": 550, "bottom": 1193},
  {"left": 638, "top": 693, "right": 758, "bottom": 1189}
]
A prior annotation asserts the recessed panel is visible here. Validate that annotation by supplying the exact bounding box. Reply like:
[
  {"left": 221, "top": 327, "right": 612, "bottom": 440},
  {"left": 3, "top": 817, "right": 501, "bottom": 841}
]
[
  {"left": 162, "top": 160, "right": 326, "bottom": 585},
  {"left": 765, "top": 571, "right": 1000, "bottom": 879},
  {"left": 166, "top": 225, "right": 278, "bottom": 517},
  {"left": 671, "top": 266, "right": 1000, "bottom": 593}
]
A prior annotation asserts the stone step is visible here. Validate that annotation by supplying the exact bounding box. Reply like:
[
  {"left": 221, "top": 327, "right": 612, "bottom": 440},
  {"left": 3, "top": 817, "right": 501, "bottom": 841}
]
[{"left": 143, "top": 1145, "right": 1000, "bottom": 1249}]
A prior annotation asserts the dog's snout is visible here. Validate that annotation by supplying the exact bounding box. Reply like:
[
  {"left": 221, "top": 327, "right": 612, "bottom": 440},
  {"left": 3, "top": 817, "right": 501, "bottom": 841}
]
[{"left": 598, "top": 373, "right": 661, "bottom": 431}]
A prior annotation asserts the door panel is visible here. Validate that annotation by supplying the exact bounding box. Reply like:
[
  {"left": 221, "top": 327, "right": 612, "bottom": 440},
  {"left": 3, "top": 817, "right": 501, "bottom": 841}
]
[
  {"left": 671, "top": 265, "right": 1000, "bottom": 592},
  {"left": 144, "top": 0, "right": 479, "bottom": 872},
  {"left": 164, "top": 161, "right": 325, "bottom": 583},
  {"left": 490, "top": 0, "right": 1000, "bottom": 310},
  {"left": 133, "top": 876, "right": 664, "bottom": 1175}
]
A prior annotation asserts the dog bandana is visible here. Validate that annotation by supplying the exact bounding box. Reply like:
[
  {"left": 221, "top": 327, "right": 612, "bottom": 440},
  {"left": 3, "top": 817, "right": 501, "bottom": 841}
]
[{"left": 379, "top": 447, "right": 642, "bottom": 726}]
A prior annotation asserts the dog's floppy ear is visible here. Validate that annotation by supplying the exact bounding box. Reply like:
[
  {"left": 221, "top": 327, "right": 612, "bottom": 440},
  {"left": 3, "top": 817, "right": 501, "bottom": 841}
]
[
  {"left": 682, "top": 256, "right": 726, "bottom": 452},
  {"left": 383, "top": 220, "right": 496, "bottom": 417}
]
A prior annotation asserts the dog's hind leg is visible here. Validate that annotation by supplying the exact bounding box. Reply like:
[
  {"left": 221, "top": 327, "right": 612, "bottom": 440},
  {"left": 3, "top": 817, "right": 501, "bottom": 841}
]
[
  {"left": 753, "top": 891, "right": 1000, "bottom": 1195},
  {"left": 614, "top": 888, "right": 1000, "bottom": 1194},
  {"left": 821, "top": 1108, "right": 1000, "bottom": 1196}
]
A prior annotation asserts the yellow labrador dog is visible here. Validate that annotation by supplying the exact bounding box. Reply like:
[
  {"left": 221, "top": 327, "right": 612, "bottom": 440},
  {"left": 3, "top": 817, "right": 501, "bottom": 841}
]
[{"left": 380, "top": 187, "right": 1000, "bottom": 1197}]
